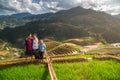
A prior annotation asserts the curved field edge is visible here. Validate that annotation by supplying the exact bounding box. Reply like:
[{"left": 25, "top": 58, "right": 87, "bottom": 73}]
[
  {"left": 0, "top": 64, "right": 50, "bottom": 80},
  {"left": 48, "top": 43, "right": 82, "bottom": 55},
  {"left": 53, "top": 60, "right": 120, "bottom": 80}
]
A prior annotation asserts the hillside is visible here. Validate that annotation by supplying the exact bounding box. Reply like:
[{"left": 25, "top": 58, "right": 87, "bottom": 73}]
[
  {"left": 52, "top": 7, "right": 120, "bottom": 42},
  {"left": 0, "top": 6, "right": 120, "bottom": 47}
]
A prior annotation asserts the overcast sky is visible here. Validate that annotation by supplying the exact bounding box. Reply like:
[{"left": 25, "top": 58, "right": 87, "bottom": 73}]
[{"left": 0, "top": 0, "right": 120, "bottom": 15}]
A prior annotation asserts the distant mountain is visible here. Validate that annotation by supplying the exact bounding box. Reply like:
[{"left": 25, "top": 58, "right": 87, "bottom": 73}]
[
  {"left": 0, "top": 15, "right": 5, "bottom": 19},
  {"left": 0, "top": 6, "right": 120, "bottom": 47},
  {"left": 11, "top": 13, "right": 32, "bottom": 18},
  {"left": 0, "top": 12, "right": 54, "bottom": 29}
]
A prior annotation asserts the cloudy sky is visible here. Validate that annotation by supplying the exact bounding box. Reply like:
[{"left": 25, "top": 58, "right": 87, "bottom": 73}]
[{"left": 0, "top": 0, "right": 120, "bottom": 15}]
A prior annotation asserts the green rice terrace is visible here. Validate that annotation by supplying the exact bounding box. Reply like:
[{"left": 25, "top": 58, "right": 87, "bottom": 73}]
[
  {"left": 0, "top": 37, "right": 120, "bottom": 80},
  {"left": 53, "top": 60, "right": 120, "bottom": 80},
  {"left": 0, "top": 64, "right": 50, "bottom": 80}
]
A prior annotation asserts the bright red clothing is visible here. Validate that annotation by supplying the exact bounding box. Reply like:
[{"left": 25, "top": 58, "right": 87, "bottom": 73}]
[{"left": 27, "top": 38, "right": 33, "bottom": 50}]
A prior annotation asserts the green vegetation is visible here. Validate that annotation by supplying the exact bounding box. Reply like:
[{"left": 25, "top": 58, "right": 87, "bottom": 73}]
[
  {"left": 53, "top": 60, "right": 120, "bottom": 80},
  {"left": 5, "top": 53, "right": 15, "bottom": 59},
  {"left": 0, "top": 64, "right": 50, "bottom": 80}
]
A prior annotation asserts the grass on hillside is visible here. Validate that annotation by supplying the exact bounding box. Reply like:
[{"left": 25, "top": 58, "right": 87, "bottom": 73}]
[
  {"left": 53, "top": 60, "right": 120, "bottom": 80},
  {"left": 0, "top": 64, "right": 50, "bottom": 80}
]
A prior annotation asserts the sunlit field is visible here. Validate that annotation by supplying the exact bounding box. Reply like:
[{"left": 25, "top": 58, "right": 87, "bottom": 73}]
[{"left": 53, "top": 60, "right": 120, "bottom": 80}]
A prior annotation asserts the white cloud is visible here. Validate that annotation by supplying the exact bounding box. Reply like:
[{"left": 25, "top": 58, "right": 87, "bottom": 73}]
[
  {"left": 79, "top": 0, "right": 120, "bottom": 15},
  {"left": 0, "top": 0, "right": 120, "bottom": 15}
]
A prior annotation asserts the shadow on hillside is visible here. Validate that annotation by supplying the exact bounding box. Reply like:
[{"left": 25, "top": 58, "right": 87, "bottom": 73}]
[{"left": 41, "top": 65, "right": 50, "bottom": 80}]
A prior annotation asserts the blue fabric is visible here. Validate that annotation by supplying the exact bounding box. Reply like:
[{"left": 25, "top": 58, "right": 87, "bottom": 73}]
[{"left": 38, "top": 43, "right": 46, "bottom": 52}]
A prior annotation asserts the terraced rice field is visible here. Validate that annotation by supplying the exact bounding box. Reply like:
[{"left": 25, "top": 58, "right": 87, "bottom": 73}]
[
  {"left": 0, "top": 54, "right": 120, "bottom": 80},
  {"left": 53, "top": 60, "right": 120, "bottom": 80},
  {"left": 0, "top": 64, "right": 50, "bottom": 80}
]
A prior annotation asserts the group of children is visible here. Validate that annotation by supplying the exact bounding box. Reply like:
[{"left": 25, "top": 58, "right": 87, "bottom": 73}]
[{"left": 25, "top": 33, "right": 46, "bottom": 60}]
